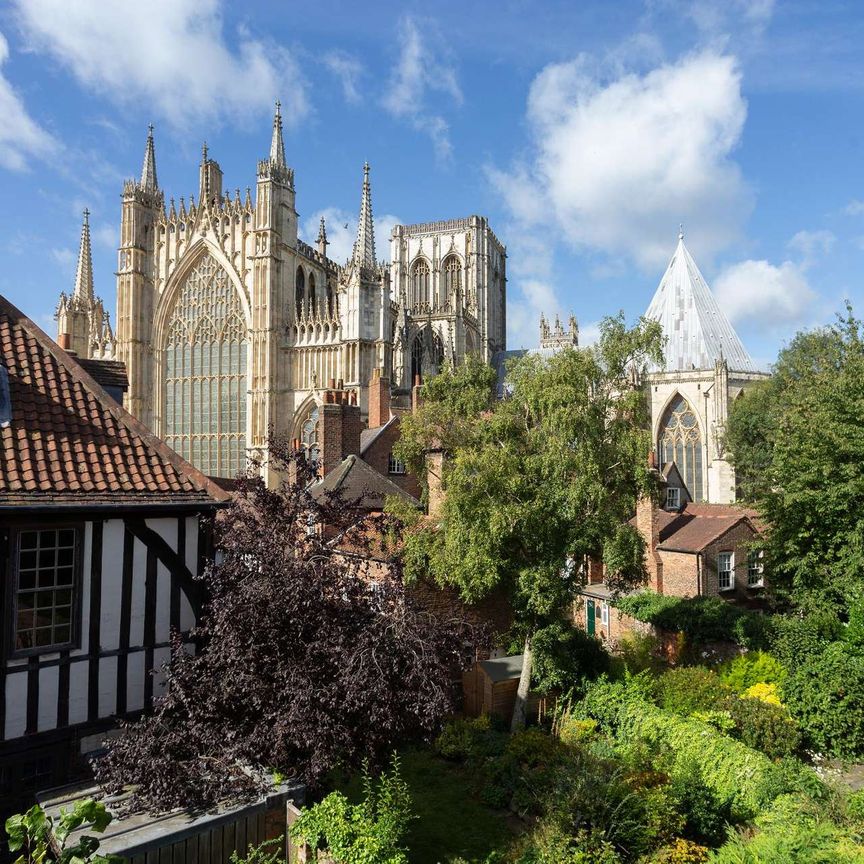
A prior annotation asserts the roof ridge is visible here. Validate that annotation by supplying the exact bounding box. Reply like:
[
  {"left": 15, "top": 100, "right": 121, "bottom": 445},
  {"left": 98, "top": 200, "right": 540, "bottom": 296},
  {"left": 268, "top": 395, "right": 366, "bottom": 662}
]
[{"left": 0, "top": 293, "right": 229, "bottom": 503}]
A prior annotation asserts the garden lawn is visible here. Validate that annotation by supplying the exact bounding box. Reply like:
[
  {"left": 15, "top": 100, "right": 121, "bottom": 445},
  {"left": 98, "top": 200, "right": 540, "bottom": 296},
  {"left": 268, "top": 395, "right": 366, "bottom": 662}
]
[{"left": 336, "top": 746, "right": 520, "bottom": 863}]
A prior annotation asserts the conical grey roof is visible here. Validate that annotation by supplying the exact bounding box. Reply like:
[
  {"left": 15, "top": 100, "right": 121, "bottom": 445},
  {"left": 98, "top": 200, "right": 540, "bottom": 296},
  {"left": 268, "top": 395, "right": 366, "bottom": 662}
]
[{"left": 645, "top": 233, "right": 756, "bottom": 373}]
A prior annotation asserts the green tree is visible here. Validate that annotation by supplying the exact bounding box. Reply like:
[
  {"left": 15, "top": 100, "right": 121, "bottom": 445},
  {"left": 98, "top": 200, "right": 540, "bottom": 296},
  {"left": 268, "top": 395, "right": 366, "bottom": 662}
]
[
  {"left": 726, "top": 305, "right": 864, "bottom": 609},
  {"left": 394, "top": 313, "right": 664, "bottom": 728}
]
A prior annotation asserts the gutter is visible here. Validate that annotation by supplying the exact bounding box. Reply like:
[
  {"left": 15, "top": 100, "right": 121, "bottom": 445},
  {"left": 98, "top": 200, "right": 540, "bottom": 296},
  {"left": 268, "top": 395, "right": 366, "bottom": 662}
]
[{"left": 0, "top": 500, "right": 229, "bottom": 515}]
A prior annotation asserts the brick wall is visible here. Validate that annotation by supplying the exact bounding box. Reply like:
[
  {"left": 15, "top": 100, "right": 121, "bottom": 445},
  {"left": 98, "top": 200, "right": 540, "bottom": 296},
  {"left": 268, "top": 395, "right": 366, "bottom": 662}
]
[
  {"left": 656, "top": 549, "right": 699, "bottom": 597},
  {"left": 634, "top": 495, "right": 663, "bottom": 592},
  {"left": 367, "top": 367, "right": 391, "bottom": 429},
  {"left": 362, "top": 417, "right": 421, "bottom": 499},
  {"left": 319, "top": 390, "right": 361, "bottom": 477},
  {"left": 700, "top": 521, "right": 762, "bottom": 603}
]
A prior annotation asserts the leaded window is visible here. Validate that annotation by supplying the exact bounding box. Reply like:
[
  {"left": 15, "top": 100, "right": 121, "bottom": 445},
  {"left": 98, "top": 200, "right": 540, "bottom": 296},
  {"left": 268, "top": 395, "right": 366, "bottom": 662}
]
[
  {"left": 164, "top": 253, "right": 248, "bottom": 477},
  {"left": 443, "top": 255, "right": 461, "bottom": 303},
  {"left": 14, "top": 527, "right": 78, "bottom": 653},
  {"left": 300, "top": 405, "right": 320, "bottom": 470},
  {"left": 412, "top": 259, "right": 430, "bottom": 307},
  {"left": 388, "top": 453, "right": 406, "bottom": 475},
  {"left": 658, "top": 394, "right": 703, "bottom": 501},
  {"left": 748, "top": 550, "right": 764, "bottom": 587}
]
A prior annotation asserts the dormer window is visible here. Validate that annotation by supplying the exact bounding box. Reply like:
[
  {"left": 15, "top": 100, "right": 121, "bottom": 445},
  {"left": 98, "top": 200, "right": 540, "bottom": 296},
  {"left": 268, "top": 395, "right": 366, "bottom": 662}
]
[{"left": 665, "top": 487, "right": 680, "bottom": 510}]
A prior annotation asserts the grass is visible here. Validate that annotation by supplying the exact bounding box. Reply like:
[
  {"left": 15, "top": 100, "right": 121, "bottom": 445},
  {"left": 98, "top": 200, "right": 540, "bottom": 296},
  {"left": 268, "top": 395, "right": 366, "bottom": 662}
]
[{"left": 335, "top": 747, "right": 520, "bottom": 863}]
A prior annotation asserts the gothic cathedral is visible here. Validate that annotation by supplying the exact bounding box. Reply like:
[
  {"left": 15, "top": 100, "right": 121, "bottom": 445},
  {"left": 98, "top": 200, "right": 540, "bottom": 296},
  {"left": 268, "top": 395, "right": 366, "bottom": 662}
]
[{"left": 56, "top": 105, "right": 507, "bottom": 482}]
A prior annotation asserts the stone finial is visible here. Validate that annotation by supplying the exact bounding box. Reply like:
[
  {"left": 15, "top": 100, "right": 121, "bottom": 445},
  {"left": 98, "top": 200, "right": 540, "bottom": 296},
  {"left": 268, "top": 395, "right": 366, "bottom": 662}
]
[
  {"left": 317, "top": 215, "right": 328, "bottom": 257},
  {"left": 270, "top": 99, "right": 286, "bottom": 168}
]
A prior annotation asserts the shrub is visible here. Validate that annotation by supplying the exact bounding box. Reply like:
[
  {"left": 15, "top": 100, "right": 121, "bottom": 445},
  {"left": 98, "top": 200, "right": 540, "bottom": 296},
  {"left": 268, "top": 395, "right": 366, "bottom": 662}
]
[
  {"left": 578, "top": 673, "right": 656, "bottom": 731},
  {"left": 615, "top": 702, "right": 785, "bottom": 822},
  {"left": 782, "top": 640, "right": 864, "bottom": 758},
  {"left": 530, "top": 620, "right": 612, "bottom": 691},
  {"left": 617, "top": 631, "right": 664, "bottom": 674},
  {"left": 615, "top": 593, "right": 771, "bottom": 649},
  {"left": 709, "top": 793, "right": 864, "bottom": 863},
  {"left": 743, "top": 682, "right": 782, "bottom": 705},
  {"left": 718, "top": 651, "right": 788, "bottom": 693},
  {"left": 290, "top": 755, "right": 411, "bottom": 864},
  {"left": 669, "top": 760, "right": 732, "bottom": 846},
  {"left": 556, "top": 714, "right": 599, "bottom": 747},
  {"left": 649, "top": 839, "right": 710, "bottom": 863},
  {"left": 724, "top": 695, "right": 801, "bottom": 760},
  {"left": 434, "top": 714, "right": 505, "bottom": 761},
  {"left": 769, "top": 612, "right": 843, "bottom": 668},
  {"left": 228, "top": 837, "right": 284, "bottom": 864},
  {"left": 656, "top": 667, "right": 731, "bottom": 716}
]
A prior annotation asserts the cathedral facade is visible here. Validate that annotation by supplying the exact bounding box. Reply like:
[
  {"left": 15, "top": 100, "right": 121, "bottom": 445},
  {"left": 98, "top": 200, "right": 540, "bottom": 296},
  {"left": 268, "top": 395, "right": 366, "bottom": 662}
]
[
  {"left": 642, "top": 232, "right": 769, "bottom": 504},
  {"left": 57, "top": 106, "right": 507, "bottom": 482}
]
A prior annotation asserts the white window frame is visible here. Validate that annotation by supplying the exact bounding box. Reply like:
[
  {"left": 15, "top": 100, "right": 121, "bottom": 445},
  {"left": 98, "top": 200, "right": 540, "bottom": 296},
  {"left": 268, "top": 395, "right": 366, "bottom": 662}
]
[
  {"left": 665, "top": 487, "right": 680, "bottom": 509},
  {"left": 718, "top": 551, "right": 735, "bottom": 591},
  {"left": 388, "top": 453, "right": 406, "bottom": 475},
  {"left": 600, "top": 602, "right": 609, "bottom": 626},
  {"left": 747, "top": 549, "right": 764, "bottom": 587}
]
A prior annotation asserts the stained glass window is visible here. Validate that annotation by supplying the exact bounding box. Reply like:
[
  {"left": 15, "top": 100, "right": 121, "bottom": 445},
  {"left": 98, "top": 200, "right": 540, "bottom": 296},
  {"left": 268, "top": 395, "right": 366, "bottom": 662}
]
[
  {"left": 412, "top": 259, "right": 430, "bottom": 307},
  {"left": 164, "top": 253, "right": 248, "bottom": 477},
  {"left": 658, "top": 394, "right": 703, "bottom": 501},
  {"left": 300, "top": 405, "right": 320, "bottom": 470}
]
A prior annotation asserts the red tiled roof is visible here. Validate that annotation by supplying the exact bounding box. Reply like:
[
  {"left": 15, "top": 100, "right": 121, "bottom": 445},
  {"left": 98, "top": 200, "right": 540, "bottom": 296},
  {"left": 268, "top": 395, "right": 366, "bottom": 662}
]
[
  {"left": 0, "top": 294, "right": 230, "bottom": 508},
  {"left": 657, "top": 502, "right": 759, "bottom": 553}
]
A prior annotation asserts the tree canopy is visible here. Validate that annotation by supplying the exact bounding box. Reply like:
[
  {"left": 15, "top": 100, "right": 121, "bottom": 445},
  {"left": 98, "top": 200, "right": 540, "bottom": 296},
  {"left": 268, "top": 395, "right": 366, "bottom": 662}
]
[
  {"left": 726, "top": 305, "right": 864, "bottom": 610},
  {"left": 96, "top": 445, "right": 473, "bottom": 813},
  {"left": 393, "top": 314, "right": 664, "bottom": 721}
]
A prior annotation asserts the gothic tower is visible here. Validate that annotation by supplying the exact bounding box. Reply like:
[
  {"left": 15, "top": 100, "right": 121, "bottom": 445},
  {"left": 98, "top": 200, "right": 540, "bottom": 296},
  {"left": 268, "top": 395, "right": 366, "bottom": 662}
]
[
  {"left": 115, "top": 125, "right": 162, "bottom": 426},
  {"left": 55, "top": 209, "right": 115, "bottom": 359}
]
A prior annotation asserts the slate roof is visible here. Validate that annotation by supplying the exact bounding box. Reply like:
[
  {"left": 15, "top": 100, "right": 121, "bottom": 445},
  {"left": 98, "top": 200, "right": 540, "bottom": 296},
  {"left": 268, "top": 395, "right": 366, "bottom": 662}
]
[
  {"left": 76, "top": 358, "right": 128, "bottom": 392},
  {"left": 645, "top": 234, "right": 757, "bottom": 373},
  {"left": 656, "top": 502, "right": 759, "bottom": 553},
  {"left": 359, "top": 416, "right": 395, "bottom": 456},
  {"left": 0, "top": 293, "right": 229, "bottom": 508},
  {"left": 309, "top": 454, "right": 420, "bottom": 510},
  {"left": 479, "top": 654, "right": 524, "bottom": 683}
]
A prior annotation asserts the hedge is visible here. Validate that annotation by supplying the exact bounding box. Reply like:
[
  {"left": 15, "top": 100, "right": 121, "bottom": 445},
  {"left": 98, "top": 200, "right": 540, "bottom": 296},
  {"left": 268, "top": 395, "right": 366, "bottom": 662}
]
[
  {"left": 615, "top": 591, "right": 772, "bottom": 648},
  {"left": 616, "top": 701, "right": 785, "bottom": 822}
]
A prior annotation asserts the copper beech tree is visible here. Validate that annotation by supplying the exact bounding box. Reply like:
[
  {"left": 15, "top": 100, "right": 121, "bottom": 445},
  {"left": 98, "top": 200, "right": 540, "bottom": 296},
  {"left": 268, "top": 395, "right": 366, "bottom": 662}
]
[
  {"left": 394, "top": 314, "right": 664, "bottom": 729},
  {"left": 95, "top": 442, "right": 475, "bottom": 813}
]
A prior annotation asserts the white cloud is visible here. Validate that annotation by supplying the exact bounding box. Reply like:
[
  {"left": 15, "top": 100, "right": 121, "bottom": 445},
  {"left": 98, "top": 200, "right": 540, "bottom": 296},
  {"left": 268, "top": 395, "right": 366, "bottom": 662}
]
[
  {"left": 788, "top": 229, "right": 835, "bottom": 265},
  {"left": 323, "top": 51, "right": 363, "bottom": 105},
  {"left": 92, "top": 223, "right": 117, "bottom": 250},
  {"left": 845, "top": 199, "right": 864, "bottom": 216},
  {"left": 382, "top": 16, "right": 462, "bottom": 160},
  {"left": 491, "top": 50, "right": 751, "bottom": 269},
  {"left": 681, "top": 0, "right": 775, "bottom": 37},
  {"left": 300, "top": 208, "right": 401, "bottom": 266},
  {"left": 0, "top": 31, "right": 56, "bottom": 170},
  {"left": 14, "top": 0, "right": 307, "bottom": 129},
  {"left": 714, "top": 258, "right": 815, "bottom": 327},
  {"left": 51, "top": 246, "right": 76, "bottom": 279}
]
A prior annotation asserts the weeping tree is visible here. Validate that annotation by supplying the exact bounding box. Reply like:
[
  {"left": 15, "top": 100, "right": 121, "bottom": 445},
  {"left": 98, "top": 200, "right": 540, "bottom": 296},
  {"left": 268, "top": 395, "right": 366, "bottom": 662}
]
[
  {"left": 394, "top": 314, "right": 664, "bottom": 729},
  {"left": 95, "top": 442, "right": 474, "bottom": 813}
]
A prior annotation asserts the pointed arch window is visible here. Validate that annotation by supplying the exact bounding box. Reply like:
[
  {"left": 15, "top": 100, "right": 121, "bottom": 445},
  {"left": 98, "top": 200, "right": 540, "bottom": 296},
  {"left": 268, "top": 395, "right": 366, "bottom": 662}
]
[
  {"left": 309, "top": 272, "right": 317, "bottom": 315},
  {"left": 299, "top": 404, "right": 320, "bottom": 470},
  {"left": 410, "top": 329, "right": 444, "bottom": 383},
  {"left": 443, "top": 255, "right": 461, "bottom": 304},
  {"left": 412, "top": 259, "right": 430, "bottom": 307},
  {"left": 658, "top": 394, "right": 703, "bottom": 501},
  {"left": 295, "top": 266, "right": 305, "bottom": 318},
  {"left": 164, "top": 253, "right": 248, "bottom": 477}
]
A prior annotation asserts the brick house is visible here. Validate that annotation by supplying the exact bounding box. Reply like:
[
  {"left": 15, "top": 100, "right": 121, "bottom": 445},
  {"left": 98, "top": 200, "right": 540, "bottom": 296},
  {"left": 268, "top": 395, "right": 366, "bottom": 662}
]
[{"left": 576, "top": 461, "right": 764, "bottom": 645}]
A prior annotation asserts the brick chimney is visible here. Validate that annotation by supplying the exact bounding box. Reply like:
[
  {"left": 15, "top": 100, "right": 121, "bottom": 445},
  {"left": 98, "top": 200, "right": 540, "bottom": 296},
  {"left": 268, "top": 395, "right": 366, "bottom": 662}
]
[
  {"left": 368, "top": 367, "right": 391, "bottom": 428},
  {"left": 318, "top": 387, "right": 362, "bottom": 478},
  {"left": 635, "top": 456, "right": 664, "bottom": 592}
]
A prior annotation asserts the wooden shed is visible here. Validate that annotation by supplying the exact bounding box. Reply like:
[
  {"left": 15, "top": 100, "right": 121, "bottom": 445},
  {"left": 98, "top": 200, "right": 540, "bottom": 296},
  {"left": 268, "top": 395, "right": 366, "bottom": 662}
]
[{"left": 462, "top": 655, "right": 554, "bottom": 723}]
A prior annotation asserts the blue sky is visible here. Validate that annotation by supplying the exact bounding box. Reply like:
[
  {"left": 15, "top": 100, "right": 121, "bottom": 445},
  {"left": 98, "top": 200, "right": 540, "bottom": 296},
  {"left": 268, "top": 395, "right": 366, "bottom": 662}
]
[{"left": 1, "top": 0, "right": 863, "bottom": 368}]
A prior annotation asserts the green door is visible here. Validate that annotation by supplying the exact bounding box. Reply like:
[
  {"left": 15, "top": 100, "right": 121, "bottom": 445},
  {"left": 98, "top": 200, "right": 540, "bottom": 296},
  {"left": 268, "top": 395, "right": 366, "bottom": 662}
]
[{"left": 586, "top": 599, "right": 596, "bottom": 636}]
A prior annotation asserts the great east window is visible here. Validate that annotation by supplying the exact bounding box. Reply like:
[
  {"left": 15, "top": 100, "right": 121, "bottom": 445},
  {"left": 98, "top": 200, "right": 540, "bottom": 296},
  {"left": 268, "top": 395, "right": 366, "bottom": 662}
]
[
  {"left": 658, "top": 394, "right": 703, "bottom": 501},
  {"left": 13, "top": 527, "right": 79, "bottom": 654},
  {"left": 164, "top": 253, "right": 248, "bottom": 477}
]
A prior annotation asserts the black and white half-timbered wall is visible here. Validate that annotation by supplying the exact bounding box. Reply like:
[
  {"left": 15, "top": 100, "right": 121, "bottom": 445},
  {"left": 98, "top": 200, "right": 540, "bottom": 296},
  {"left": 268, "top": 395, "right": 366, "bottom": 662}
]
[{"left": 0, "top": 293, "right": 228, "bottom": 816}]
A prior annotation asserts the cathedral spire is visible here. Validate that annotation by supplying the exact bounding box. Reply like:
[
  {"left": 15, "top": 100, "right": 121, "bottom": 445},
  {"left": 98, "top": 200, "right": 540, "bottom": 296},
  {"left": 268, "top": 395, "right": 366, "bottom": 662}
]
[
  {"left": 270, "top": 100, "right": 286, "bottom": 168},
  {"left": 73, "top": 209, "right": 94, "bottom": 302},
  {"left": 140, "top": 124, "right": 158, "bottom": 192},
  {"left": 352, "top": 162, "right": 376, "bottom": 269}
]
